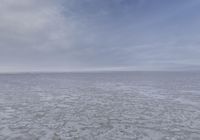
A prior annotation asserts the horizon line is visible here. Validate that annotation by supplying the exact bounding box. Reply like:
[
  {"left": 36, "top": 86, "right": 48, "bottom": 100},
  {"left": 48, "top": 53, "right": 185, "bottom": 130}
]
[{"left": 0, "top": 69, "right": 199, "bottom": 75}]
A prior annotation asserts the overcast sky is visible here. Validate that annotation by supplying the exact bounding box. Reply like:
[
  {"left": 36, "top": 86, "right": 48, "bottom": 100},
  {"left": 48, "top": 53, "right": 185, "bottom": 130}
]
[{"left": 1, "top": 0, "right": 200, "bottom": 72}]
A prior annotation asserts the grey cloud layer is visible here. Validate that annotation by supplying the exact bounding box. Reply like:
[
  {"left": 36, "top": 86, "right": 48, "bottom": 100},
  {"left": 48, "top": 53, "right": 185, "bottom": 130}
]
[{"left": 0, "top": 0, "right": 200, "bottom": 72}]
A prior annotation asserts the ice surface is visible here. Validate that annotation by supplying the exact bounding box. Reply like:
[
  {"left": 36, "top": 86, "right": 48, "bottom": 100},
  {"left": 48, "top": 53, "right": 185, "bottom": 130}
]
[{"left": 0, "top": 72, "right": 200, "bottom": 140}]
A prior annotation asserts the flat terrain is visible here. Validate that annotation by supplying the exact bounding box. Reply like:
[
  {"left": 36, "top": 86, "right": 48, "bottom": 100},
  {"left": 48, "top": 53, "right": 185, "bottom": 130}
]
[{"left": 0, "top": 72, "right": 200, "bottom": 140}]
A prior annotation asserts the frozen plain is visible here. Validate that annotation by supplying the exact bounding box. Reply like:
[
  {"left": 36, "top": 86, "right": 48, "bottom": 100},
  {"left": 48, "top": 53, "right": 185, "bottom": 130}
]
[{"left": 0, "top": 71, "right": 200, "bottom": 140}]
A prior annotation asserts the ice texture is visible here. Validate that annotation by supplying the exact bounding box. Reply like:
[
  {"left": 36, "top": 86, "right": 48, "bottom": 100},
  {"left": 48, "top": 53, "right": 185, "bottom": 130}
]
[{"left": 0, "top": 71, "right": 200, "bottom": 140}]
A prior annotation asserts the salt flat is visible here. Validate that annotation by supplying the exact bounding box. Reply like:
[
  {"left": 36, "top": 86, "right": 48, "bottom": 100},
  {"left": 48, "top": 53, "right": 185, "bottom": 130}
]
[{"left": 0, "top": 72, "right": 200, "bottom": 140}]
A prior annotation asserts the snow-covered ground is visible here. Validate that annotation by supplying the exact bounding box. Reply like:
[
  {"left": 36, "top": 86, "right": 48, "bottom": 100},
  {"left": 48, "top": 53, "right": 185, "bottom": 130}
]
[{"left": 0, "top": 72, "right": 200, "bottom": 140}]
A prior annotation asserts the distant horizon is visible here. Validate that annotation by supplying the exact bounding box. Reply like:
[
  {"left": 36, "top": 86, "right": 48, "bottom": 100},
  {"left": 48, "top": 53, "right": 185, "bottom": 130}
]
[{"left": 0, "top": 68, "right": 200, "bottom": 75}]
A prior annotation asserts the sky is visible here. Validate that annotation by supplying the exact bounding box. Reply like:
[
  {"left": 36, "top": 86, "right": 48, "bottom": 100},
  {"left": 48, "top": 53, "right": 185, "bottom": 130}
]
[{"left": 0, "top": 0, "right": 200, "bottom": 72}]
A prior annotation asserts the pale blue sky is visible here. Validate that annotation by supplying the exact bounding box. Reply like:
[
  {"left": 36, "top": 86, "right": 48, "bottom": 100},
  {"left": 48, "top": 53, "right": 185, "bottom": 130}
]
[{"left": 0, "top": 0, "right": 200, "bottom": 72}]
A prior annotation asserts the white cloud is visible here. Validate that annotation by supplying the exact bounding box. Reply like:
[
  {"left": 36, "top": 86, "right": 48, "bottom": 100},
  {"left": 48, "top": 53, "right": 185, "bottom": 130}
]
[{"left": 0, "top": 0, "right": 74, "bottom": 52}]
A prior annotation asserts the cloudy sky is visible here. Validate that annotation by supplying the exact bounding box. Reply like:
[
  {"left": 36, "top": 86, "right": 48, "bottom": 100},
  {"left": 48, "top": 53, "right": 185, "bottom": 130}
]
[{"left": 1, "top": 0, "right": 200, "bottom": 72}]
